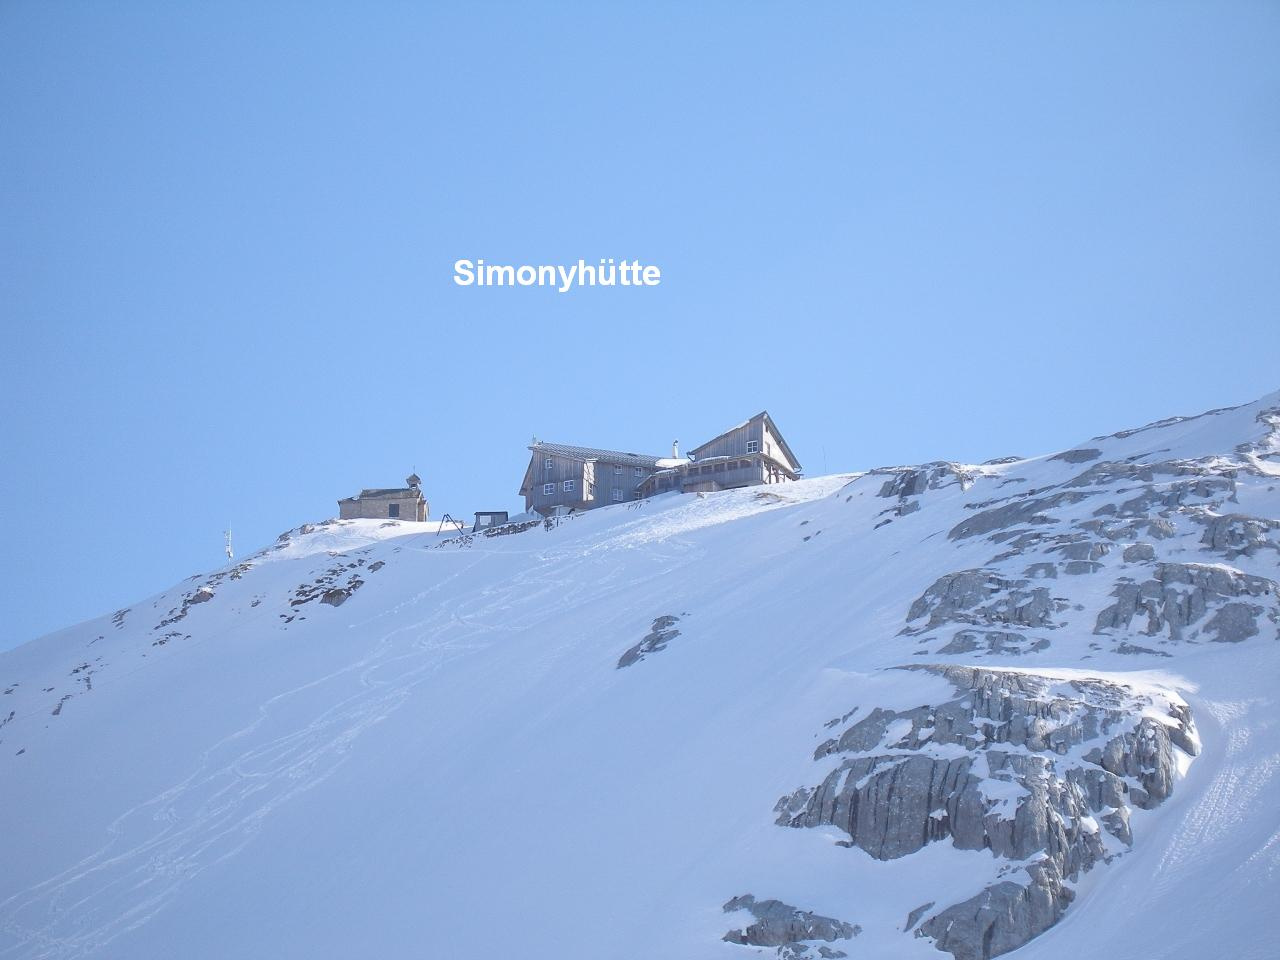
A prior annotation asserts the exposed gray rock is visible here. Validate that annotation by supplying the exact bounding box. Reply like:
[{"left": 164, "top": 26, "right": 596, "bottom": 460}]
[
  {"left": 877, "top": 463, "right": 976, "bottom": 499},
  {"left": 616, "top": 615, "right": 682, "bottom": 668},
  {"left": 936, "top": 630, "right": 1049, "bottom": 657},
  {"left": 154, "top": 584, "right": 219, "bottom": 629},
  {"left": 1112, "top": 476, "right": 1235, "bottom": 519},
  {"left": 777, "top": 666, "right": 1196, "bottom": 960},
  {"left": 722, "top": 895, "right": 859, "bottom": 950},
  {"left": 1204, "top": 601, "right": 1262, "bottom": 643},
  {"left": 905, "top": 902, "right": 936, "bottom": 932},
  {"left": 1112, "top": 640, "right": 1171, "bottom": 657},
  {"left": 1122, "top": 543, "right": 1155, "bottom": 562},
  {"left": 1094, "top": 563, "right": 1276, "bottom": 642},
  {"left": 1054, "top": 541, "right": 1111, "bottom": 562},
  {"left": 906, "top": 571, "right": 1064, "bottom": 633},
  {"left": 917, "top": 861, "right": 1070, "bottom": 960},
  {"left": 1197, "top": 513, "right": 1280, "bottom": 559},
  {"left": 1050, "top": 447, "right": 1101, "bottom": 464},
  {"left": 949, "top": 491, "right": 1090, "bottom": 541},
  {"left": 1063, "top": 560, "right": 1101, "bottom": 576},
  {"left": 320, "top": 587, "right": 353, "bottom": 607},
  {"left": 1236, "top": 405, "right": 1280, "bottom": 461},
  {"left": 1084, "top": 716, "right": 1177, "bottom": 808}
]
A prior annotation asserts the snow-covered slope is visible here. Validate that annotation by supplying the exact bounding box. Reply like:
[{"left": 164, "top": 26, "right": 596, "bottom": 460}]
[{"left": 3, "top": 394, "right": 1279, "bottom": 960}]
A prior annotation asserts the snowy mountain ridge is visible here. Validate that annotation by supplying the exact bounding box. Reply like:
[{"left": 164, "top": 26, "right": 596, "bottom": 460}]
[{"left": 3, "top": 392, "right": 1279, "bottom": 960}]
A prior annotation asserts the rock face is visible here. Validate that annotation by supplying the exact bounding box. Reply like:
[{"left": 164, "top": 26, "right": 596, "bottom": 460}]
[
  {"left": 948, "top": 491, "right": 1091, "bottom": 541},
  {"left": 1049, "top": 447, "right": 1101, "bottom": 464},
  {"left": 736, "top": 401, "right": 1276, "bottom": 959},
  {"left": 775, "top": 666, "right": 1196, "bottom": 960},
  {"left": 877, "top": 463, "right": 977, "bottom": 499},
  {"left": 722, "top": 895, "right": 859, "bottom": 958},
  {"left": 1197, "top": 513, "right": 1280, "bottom": 559},
  {"left": 616, "top": 615, "right": 683, "bottom": 668},
  {"left": 918, "top": 864, "right": 1067, "bottom": 960},
  {"left": 1094, "top": 562, "right": 1277, "bottom": 643},
  {"left": 905, "top": 570, "right": 1064, "bottom": 634},
  {"left": 936, "top": 631, "right": 1049, "bottom": 657}
]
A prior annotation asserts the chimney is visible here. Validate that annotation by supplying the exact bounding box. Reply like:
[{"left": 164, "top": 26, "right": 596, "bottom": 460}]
[{"left": 672, "top": 440, "right": 680, "bottom": 459}]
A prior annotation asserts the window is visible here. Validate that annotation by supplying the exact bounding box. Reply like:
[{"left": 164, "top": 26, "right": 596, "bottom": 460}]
[
  {"left": 633, "top": 490, "right": 643, "bottom": 499},
  {"left": 614, "top": 465, "right": 623, "bottom": 476},
  {"left": 745, "top": 440, "right": 760, "bottom": 453},
  {"left": 563, "top": 479, "right": 575, "bottom": 492},
  {"left": 544, "top": 457, "right": 554, "bottom": 471},
  {"left": 634, "top": 466, "right": 644, "bottom": 477},
  {"left": 543, "top": 483, "right": 555, "bottom": 495},
  {"left": 612, "top": 488, "right": 623, "bottom": 501},
  {"left": 387, "top": 503, "right": 400, "bottom": 518}
]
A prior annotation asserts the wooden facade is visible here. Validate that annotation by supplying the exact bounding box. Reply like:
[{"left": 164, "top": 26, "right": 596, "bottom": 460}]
[
  {"left": 640, "top": 412, "right": 802, "bottom": 497},
  {"left": 519, "top": 413, "right": 802, "bottom": 516},
  {"left": 519, "top": 443, "right": 659, "bottom": 516}
]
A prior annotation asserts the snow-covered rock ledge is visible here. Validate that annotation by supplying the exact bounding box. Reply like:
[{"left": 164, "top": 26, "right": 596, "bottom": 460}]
[{"left": 774, "top": 666, "right": 1197, "bottom": 960}]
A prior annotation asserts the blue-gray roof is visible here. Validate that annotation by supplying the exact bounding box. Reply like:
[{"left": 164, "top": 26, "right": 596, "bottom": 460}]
[{"left": 531, "top": 442, "right": 663, "bottom": 469}]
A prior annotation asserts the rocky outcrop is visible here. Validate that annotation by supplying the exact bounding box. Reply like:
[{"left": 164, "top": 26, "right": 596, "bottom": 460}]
[
  {"left": 905, "top": 571, "right": 1064, "bottom": 633},
  {"left": 936, "top": 630, "right": 1049, "bottom": 657},
  {"left": 722, "top": 895, "right": 859, "bottom": 957},
  {"left": 877, "top": 463, "right": 977, "bottom": 499},
  {"left": 1049, "top": 447, "right": 1101, "bottom": 464},
  {"left": 153, "top": 585, "right": 216, "bottom": 630},
  {"left": 1122, "top": 543, "right": 1155, "bottom": 562},
  {"left": 948, "top": 491, "right": 1091, "bottom": 541},
  {"left": 1237, "top": 404, "right": 1280, "bottom": 461},
  {"left": 1196, "top": 513, "right": 1280, "bottom": 559},
  {"left": 775, "top": 666, "right": 1196, "bottom": 960},
  {"left": 617, "top": 615, "right": 683, "bottom": 668},
  {"left": 917, "top": 862, "right": 1068, "bottom": 960},
  {"left": 1094, "top": 562, "right": 1277, "bottom": 643}
]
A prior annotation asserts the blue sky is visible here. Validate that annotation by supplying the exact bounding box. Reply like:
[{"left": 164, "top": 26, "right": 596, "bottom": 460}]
[{"left": 2, "top": 2, "right": 1278, "bottom": 649}]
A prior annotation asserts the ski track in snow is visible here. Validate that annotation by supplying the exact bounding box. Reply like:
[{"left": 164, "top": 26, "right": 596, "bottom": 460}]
[
  {"left": 2, "top": 394, "right": 1279, "bottom": 959},
  {"left": 1150, "top": 697, "right": 1280, "bottom": 900},
  {"left": 0, "top": 537, "right": 710, "bottom": 959}
]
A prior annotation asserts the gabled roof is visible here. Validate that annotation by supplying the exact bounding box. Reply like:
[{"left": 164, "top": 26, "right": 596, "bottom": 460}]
[
  {"left": 340, "top": 487, "right": 423, "bottom": 502},
  {"left": 530, "top": 442, "right": 665, "bottom": 470},
  {"left": 690, "top": 411, "right": 802, "bottom": 473}
]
